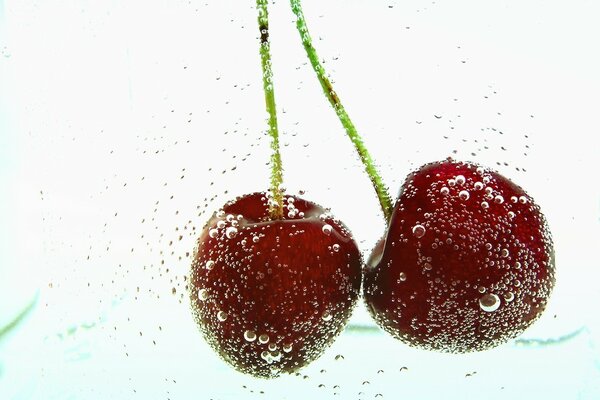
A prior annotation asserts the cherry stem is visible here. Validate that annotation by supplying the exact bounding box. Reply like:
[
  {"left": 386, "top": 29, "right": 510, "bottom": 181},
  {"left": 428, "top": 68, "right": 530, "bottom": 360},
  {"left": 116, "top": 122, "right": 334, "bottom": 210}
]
[
  {"left": 289, "top": 0, "right": 393, "bottom": 222},
  {"left": 257, "top": 0, "right": 284, "bottom": 219}
]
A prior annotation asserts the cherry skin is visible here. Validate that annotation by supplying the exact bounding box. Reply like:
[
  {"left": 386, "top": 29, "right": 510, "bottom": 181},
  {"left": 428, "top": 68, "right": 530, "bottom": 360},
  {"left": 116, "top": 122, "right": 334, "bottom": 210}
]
[
  {"left": 364, "top": 159, "right": 555, "bottom": 353},
  {"left": 189, "top": 192, "right": 362, "bottom": 378}
]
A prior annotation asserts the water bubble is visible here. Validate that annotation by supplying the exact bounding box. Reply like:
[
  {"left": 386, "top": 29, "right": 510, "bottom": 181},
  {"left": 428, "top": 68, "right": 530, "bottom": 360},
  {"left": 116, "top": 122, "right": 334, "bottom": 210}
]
[
  {"left": 283, "top": 343, "right": 293, "bottom": 353},
  {"left": 216, "top": 210, "right": 225, "bottom": 218},
  {"left": 501, "top": 248, "right": 509, "bottom": 258},
  {"left": 481, "top": 201, "right": 489, "bottom": 209},
  {"left": 268, "top": 343, "right": 277, "bottom": 351},
  {"left": 459, "top": 190, "right": 470, "bottom": 201},
  {"left": 440, "top": 186, "right": 450, "bottom": 195},
  {"left": 217, "top": 311, "right": 228, "bottom": 321},
  {"left": 511, "top": 196, "right": 518, "bottom": 203},
  {"left": 259, "top": 334, "right": 270, "bottom": 344},
  {"left": 448, "top": 178, "right": 456, "bottom": 187},
  {"left": 398, "top": 272, "right": 407, "bottom": 282},
  {"left": 217, "top": 220, "right": 226, "bottom": 228},
  {"left": 322, "top": 224, "right": 333, "bottom": 235},
  {"left": 508, "top": 211, "right": 515, "bottom": 219},
  {"left": 519, "top": 196, "right": 528, "bottom": 204},
  {"left": 455, "top": 175, "right": 466, "bottom": 185},
  {"left": 494, "top": 195, "right": 504, "bottom": 204},
  {"left": 332, "top": 244, "right": 340, "bottom": 252},
  {"left": 479, "top": 293, "right": 501, "bottom": 312},
  {"left": 322, "top": 311, "right": 333, "bottom": 321},
  {"left": 225, "top": 226, "right": 238, "bottom": 239},
  {"left": 485, "top": 243, "right": 493, "bottom": 250},
  {"left": 209, "top": 229, "right": 219, "bottom": 238},
  {"left": 474, "top": 181, "right": 483, "bottom": 190},
  {"left": 198, "top": 289, "right": 208, "bottom": 301},
  {"left": 287, "top": 197, "right": 295, "bottom": 204},
  {"left": 424, "top": 263, "right": 432, "bottom": 271},
  {"left": 504, "top": 292, "right": 515, "bottom": 302},
  {"left": 412, "top": 224, "right": 426, "bottom": 238},
  {"left": 205, "top": 260, "right": 215, "bottom": 270},
  {"left": 476, "top": 167, "right": 485, "bottom": 175},
  {"left": 252, "top": 236, "right": 260, "bottom": 243},
  {"left": 244, "top": 330, "right": 257, "bottom": 342},
  {"left": 514, "top": 261, "right": 522, "bottom": 269}
]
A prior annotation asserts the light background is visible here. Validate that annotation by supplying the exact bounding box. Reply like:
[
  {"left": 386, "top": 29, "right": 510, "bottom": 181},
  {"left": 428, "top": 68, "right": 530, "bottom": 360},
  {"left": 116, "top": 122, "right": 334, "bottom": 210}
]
[{"left": 1, "top": 0, "right": 599, "bottom": 399}]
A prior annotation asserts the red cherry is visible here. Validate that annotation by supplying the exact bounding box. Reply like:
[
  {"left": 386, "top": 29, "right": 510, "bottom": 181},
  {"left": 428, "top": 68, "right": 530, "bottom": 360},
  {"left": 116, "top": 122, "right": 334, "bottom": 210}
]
[
  {"left": 189, "top": 192, "right": 362, "bottom": 378},
  {"left": 364, "top": 159, "right": 555, "bottom": 353}
]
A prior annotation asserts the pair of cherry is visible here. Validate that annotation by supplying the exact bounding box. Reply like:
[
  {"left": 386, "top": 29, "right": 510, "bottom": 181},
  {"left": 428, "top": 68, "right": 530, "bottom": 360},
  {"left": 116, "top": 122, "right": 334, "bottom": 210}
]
[
  {"left": 188, "top": 1, "right": 555, "bottom": 379},
  {"left": 189, "top": 159, "right": 554, "bottom": 378}
]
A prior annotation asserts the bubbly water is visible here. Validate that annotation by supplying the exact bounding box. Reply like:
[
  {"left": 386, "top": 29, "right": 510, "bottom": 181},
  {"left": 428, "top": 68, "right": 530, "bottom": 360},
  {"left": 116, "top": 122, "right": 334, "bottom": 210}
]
[{"left": 1, "top": 0, "right": 599, "bottom": 399}]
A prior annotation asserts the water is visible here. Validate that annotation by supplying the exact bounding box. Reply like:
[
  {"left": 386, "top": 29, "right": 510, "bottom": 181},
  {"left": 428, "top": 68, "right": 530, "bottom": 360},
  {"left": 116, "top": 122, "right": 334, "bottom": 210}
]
[{"left": 1, "top": 0, "right": 600, "bottom": 399}]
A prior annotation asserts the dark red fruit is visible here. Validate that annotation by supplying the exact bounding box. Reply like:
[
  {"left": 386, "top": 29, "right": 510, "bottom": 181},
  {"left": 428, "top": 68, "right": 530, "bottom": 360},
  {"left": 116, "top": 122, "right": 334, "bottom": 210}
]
[
  {"left": 364, "top": 159, "right": 555, "bottom": 353},
  {"left": 189, "top": 192, "right": 362, "bottom": 378}
]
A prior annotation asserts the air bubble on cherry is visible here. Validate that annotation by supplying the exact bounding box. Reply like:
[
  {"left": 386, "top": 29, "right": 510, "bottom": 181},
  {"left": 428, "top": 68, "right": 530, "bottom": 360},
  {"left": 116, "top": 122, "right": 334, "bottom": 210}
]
[
  {"left": 479, "top": 293, "right": 501, "bottom": 312},
  {"left": 244, "top": 330, "right": 257, "bottom": 342},
  {"left": 494, "top": 195, "right": 504, "bottom": 204},
  {"left": 440, "top": 186, "right": 450, "bottom": 195},
  {"left": 259, "top": 334, "right": 270, "bottom": 344},
  {"left": 501, "top": 248, "right": 509, "bottom": 258},
  {"left": 504, "top": 292, "right": 515, "bottom": 302},
  {"left": 322, "top": 224, "right": 333, "bottom": 235},
  {"left": 332, "top": 244, "right": 340, "bottom": 252},
  {"left": 455, "top": 175, "right": 466, "bottom": 185},
  {"left": 322, "top": 311, "right": 333, "bottom": 321},
  {"left": 198, "top": 288, "right": 209, "bottom": 301},
  {"left": 209, "top": 228, "right": 219, "bottom": 238},
  {"left": 412, "top": 224, "right": 426, "bottom": 238},
  {"left": 225, "top": 226, "right": 238, "bottom": 239},
  {"left": 474, "top": 181, "right": 483, "bottom": 190},
  {"left": 459, "top": 190, "right": 470, "bottom": 201},
  {"left": 205, "top": 260, "right": 215, "bottom": 270},
  {"left": 398, "top": 272, "right": 407, "bottom": 282},
  {"left": 481, "top": 201, "right": 489, "bottom": 209},
  {"left": 283, "top": 343, "right": 293, "bottom": 353},
  {"left": 217, "top": 311, "right": 228, "bottom": 321}
]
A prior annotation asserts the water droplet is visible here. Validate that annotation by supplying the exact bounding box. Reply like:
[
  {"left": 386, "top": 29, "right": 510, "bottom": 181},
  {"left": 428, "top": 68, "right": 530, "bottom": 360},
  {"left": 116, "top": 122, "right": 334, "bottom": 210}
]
[
  {"left": 208, "top": 228, "right": 218, "bottom": 238},
  {"left": 244, "top": 330, "right": 257, "bottom": 342},
  {"left": 455, "top": 175, "right": 466, "bottom": 185},
  {"left": 459, "top": 190, "right": 470, "bottom": 201},
  {"left": 198, "top": 288, "right": 208, "bottom": 301},
  {"left": 479, "top": 293, "right": 501, "bottom": 312},
  {"left": 217, "top": 311, "right": 228, "bottom": 321},
  {"left": 440, "top": 186, "right": 450, "bottom": 195},
  {"left": 259, "top": 334, "right": 270, "bottom": 344},
  {"left": 399, "top": 272, "right": 407, "bottom": 282},
  {"left": 225, "top": 226, "right": 238, "bottom": 239},
  {"left": 322, "top": 224, "right": 333, "bottom": 235},
  {"left": 412, "top": 224, "right": 426, "bottom": 238}
]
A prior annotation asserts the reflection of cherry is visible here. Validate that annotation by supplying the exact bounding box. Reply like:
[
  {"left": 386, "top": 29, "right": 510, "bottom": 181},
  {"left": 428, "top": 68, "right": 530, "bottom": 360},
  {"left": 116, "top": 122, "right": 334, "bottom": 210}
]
[
  {"left": 190, "top": 192, "right": 361, "bottom": 378},
  {"left": 364, "top": 159, "right": 555, "bottom": 352}
]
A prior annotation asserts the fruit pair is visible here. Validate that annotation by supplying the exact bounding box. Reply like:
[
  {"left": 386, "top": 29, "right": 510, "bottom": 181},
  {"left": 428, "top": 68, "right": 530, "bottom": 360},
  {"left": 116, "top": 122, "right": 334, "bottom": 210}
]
[
  {"left": 188, "top": 1, "right": 555, "bottom": 378},
  {"left": 189, "top": 159, "right": 555, "bottom": 377}
]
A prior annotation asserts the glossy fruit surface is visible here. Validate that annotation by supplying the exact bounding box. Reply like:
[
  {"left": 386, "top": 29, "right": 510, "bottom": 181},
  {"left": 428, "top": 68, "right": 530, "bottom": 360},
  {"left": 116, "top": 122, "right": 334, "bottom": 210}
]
[
  {"left": 189, "top": 192, "right": 362, "bottom": 378},
  {"left": 364, "top": 159, "right": 555, "bottom": 353}
]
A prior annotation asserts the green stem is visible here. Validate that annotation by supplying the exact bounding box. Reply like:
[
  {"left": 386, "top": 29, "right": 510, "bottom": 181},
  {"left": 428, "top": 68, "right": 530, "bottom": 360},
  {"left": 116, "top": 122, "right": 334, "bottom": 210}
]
[
  {"left": 257, "top": 0, "right": 284, "bottom": 219},
  {"left": 289, "top": 0, "right": 393, "bottom": 222}
]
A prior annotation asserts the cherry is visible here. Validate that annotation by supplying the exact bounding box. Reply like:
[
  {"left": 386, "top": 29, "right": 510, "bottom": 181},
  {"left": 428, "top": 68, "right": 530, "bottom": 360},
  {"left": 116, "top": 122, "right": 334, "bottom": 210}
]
[
  {"left": 189, "top": 192, "right": 362, "bottom": 378},
  {"left": 364, "top": 159, "right": 555, "bottom": 352}
]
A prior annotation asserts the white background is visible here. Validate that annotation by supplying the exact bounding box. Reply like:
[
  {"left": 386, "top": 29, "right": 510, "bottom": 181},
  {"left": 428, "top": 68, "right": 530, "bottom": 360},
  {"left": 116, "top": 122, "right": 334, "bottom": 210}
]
[{"left": 1, "top": 0, "right": 599, "bottom": 399}]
